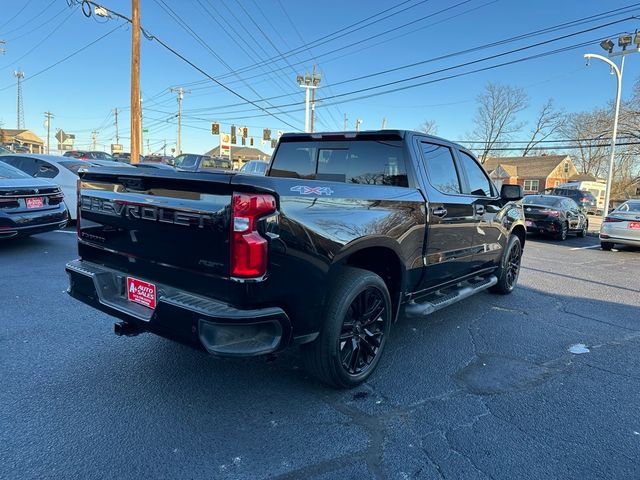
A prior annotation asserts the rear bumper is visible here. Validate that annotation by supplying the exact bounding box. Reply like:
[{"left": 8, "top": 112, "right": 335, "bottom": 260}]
[
  {"left": 0, "top": 211, "right": 68, "bottom": 239},
  {"left": 525, "top": 219, "right": 560, "bottom": 235},
  {"left": 65, "top": 259, "right": 292, "bottom": 356}
]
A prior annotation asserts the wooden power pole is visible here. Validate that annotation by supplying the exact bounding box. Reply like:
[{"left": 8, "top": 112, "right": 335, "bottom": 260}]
[{"left": 130, "top": 0, "right": 141, "bottom": 164}]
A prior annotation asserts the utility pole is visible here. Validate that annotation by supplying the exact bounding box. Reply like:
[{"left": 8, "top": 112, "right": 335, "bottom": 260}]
[
  {"left": 355, "top": 119, "right": 363, "bottom": 132},
  {"left": 14, "top": 70, "right": 24, "bottom": 129},
  {"left": 381, "top": 117, "right": 387, "bottom": 129},
  {"left": 44, "top": 111, "right": 53, "bottom": 154},
  {"left": 170, "top": 87, "right": 190, "bottom": 155},
  {"left": 113, "top": 107, "right": 119, "bottom": 145},
  {"left": 343, "top": 113, "right": 348, "bottom": 131},
  {"left": 130, "top": 0, "right": 141, "bottom": 164},
  {"left": 91, "top": 130, "right": 98, "bottom": 150}
]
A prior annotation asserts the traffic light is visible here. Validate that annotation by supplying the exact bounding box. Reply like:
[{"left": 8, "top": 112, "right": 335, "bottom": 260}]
[
  {"left": 271, "top": 139, "right": 277, "bottom": 148},
  {"left": 242, "top": 127, "right": 248, "bottom": 138},
  {"left": 250, "top": 138, "right": 254, "bottom": 146},
  {"left": 263, "top": 128, "right": 271, "bottom": 141},
  {"left": 241, "top": 137, "right": 246, "bottom": 146},
  {"left": 211, "top": 123, "right": 220, "bottom": 135},
  {"left": 231, "top": 125, "right": 237, "bottom": 144}
]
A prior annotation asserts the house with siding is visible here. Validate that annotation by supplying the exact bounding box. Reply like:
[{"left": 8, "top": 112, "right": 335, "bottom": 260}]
[{"left": 482, "top": 155, "right": 579, "bottom": 193}]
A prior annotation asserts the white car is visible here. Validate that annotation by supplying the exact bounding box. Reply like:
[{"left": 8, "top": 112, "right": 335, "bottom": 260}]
[
  {"left": 0, "top": 154, "right": 132, "bottom": 220},
  {"left": 600, "top": 200, "right": 640, "bottom": 250}
]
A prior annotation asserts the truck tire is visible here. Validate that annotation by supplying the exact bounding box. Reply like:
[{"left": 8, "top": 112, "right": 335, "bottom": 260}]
[
  {"left": 302, "top": 267, "right": 391, "bottom": 389},
  {"left": 489, "top": 235, "right": 522, "bottom": 295}
]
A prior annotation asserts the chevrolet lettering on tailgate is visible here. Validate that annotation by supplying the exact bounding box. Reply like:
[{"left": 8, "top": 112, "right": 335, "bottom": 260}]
[{"left": 80, "top": 195, "right": 214, "bottom": 228}]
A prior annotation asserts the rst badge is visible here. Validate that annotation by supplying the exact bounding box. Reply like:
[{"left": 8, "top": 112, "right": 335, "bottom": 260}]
[{"left": 290, "top": 185, "right": 334, "bottom": 196}]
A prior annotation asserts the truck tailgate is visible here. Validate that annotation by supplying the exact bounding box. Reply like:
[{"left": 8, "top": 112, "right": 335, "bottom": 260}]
[{"left": 76, "top": 168, "right": 239, "bottom": 295}]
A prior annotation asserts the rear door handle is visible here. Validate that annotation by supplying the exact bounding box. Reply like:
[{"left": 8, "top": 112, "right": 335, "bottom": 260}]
[
  {"left": 475, "top": 205, "right": 485, "bottom": 215},
  {"left": 431, "top": 206, "right": 447, "bottom": 218}
]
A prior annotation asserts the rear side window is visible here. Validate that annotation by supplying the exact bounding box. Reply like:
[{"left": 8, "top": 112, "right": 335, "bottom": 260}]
[
  {"left": 270, "top": 145, "right": 317, "bottom": 179},
  {"left": 420, "top": 143, "right": 461, "bottom": 194},
  {"left": 270, "top": 140, "right": 408, "bottom": 186}
]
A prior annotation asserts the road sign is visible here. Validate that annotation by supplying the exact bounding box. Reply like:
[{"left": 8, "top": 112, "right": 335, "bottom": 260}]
[
  {"left": 220, "top": 133, "right": 231, "bottom": 159},
  {"left": 111, "top": 144, "right": 123, "bottom": 154},
  {"left": 55, "top": 130, "right": 68, "bottom": 143}
]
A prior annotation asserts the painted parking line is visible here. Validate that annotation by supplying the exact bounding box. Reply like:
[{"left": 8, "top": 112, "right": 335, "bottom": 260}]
[
  {"left": 570, "top": 245, "right": 601, "bottom": 250},
  {"left": 54, "top": 230, "right": 76, "bottom": 234}
]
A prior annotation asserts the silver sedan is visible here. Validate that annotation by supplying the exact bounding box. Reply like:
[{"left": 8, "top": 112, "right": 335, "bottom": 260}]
[{"left": 600, "top": 200, "right": 640, "bottom": 250}]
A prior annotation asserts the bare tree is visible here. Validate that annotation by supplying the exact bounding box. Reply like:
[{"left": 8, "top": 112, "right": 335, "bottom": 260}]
[
  {"left": 521, "top": 99, "right": 564, "bottom": 156},
  {"left": 468, "top": 82, "right": 528, "bottom": 163},
  {"left": 417, "top": 119, "right": 438, "bottom": 135},
  {"left": 560, "top": 109, "right": 610, "bottom": 177}
]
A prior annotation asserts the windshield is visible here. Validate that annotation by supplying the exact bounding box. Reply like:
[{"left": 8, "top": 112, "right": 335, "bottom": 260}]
[
  {"left": 0, "top": 162, "right": 29, "bottom": 179},
  {"left": 523, "top": 195, "right": 562, "bottom": 207},
  {"left": 173, "top": 154, "right": 199, "bottom": 168}
]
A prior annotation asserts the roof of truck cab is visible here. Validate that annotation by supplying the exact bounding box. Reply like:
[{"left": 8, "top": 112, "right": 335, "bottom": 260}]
[{"left": 279, "top": 130, "right": 470, "bottom": 155}]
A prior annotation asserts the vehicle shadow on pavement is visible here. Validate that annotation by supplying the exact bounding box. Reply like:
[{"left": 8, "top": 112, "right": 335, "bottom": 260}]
[{"left": 7, "top": 284, "right": 636, "bottom": 480}]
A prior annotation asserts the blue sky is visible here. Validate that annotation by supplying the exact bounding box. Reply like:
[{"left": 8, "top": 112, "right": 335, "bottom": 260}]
[{"left": 0, "top": 0, "right": 639, "bottom": 156}]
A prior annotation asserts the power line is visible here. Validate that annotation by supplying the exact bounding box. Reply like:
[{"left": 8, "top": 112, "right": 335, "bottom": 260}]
[
  {"left": 0, "top": 23, "right": 124, "bottom": 92},
  {"left": 178, "top": 5, "right": 640, "bottom": 115},
  {"left": 75, "top": 0, "right": 301, "bottom": 130}
]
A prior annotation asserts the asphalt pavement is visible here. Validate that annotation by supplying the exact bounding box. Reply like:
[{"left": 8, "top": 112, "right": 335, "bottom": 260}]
[{"left": 1, "top": 230, "right": 639, "bottom": 480}]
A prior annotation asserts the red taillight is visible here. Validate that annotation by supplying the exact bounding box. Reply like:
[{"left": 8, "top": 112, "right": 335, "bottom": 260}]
[
  {"left": 604, "top": 216, "right": 624, "bottom": 223},
  {"left": 580, "top": 197, "right": 588, "bottom": 202},
  {"left": 230, "top": 192, "right": 276, "bottom": 278},
  {"left": 541, "top": 209, "right": 561, "bottom": 217}
]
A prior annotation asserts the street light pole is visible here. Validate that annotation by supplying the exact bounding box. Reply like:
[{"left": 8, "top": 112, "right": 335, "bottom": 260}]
[
  {"left": 584, "top": 52, "right": 623, "bottom": 218},
  {"left": 584, "top": 32, "right": 640, "bottom": 217},
  {"left": 296, "top": 71, "right": 321, "bottom": 133}
]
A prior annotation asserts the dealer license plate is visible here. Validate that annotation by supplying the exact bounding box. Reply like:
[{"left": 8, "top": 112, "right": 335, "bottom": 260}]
[
  {"left": 126, "top": 277, "right": 156, "bottom": 309},
  {"left": 26, "top": 197, "right": 44, "bottom": 209}
]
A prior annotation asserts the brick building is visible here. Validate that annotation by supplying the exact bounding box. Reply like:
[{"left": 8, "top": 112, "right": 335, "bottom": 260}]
[{"left": 482, "top": 155, "right": 579, "bottom": 194}]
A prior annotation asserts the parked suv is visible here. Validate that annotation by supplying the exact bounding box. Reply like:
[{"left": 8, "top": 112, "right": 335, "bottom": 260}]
[{"left": 545, "top": 187, "right": 598, "bottom": 215}]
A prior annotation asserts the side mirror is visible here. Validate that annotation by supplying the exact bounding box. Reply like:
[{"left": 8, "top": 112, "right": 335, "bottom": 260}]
[{"left": 500, "top": 184, "right": 523, "bottom": 201}]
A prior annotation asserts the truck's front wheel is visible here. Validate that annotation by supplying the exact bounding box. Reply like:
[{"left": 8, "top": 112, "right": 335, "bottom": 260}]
[{"left": 302, "top": 267, "right": 391, "bottom": 389}]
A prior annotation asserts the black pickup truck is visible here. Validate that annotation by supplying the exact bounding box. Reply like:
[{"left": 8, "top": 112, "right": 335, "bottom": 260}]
[{"left": 66, "top": 130, "right": 526, "bottom": 388}]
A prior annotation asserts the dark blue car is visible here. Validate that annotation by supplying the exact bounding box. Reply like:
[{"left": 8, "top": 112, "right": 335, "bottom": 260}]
[{"left": 0, "top": 162, "right": 68, "bottom": 240}]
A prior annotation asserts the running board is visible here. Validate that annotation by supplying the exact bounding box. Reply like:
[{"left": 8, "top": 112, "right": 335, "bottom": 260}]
[{"left": 405, "top": 275, "right": 498, "bottom": 318}]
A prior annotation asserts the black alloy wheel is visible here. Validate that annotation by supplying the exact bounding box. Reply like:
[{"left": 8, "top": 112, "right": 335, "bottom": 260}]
[
  {"left": 302, "top": 267, "right": 391, "bottom": 388},
  {"left": 339, "top": 287, "right": 387, "bottom": 376},
  {"left": 504, "top": 240, "right": 522, "bottom": 291},
  {"left": 490, "top": 234, "right": 522, "bottom": 295}
]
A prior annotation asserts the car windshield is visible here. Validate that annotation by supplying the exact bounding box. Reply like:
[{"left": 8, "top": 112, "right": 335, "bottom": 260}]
[
  {"left": 173, "top": 154, "right": 199, "bottom": 168},
  {"left": 0, "top": 162, "right": 29, "bottom": 179},
  {"left": 523, "top": 195, "right": 562, "bottom": 207}
]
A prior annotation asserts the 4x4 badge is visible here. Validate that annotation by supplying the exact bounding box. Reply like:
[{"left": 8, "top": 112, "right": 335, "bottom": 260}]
[{"left": 290, "top": 186, "right": 334, "bottom": 196}]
